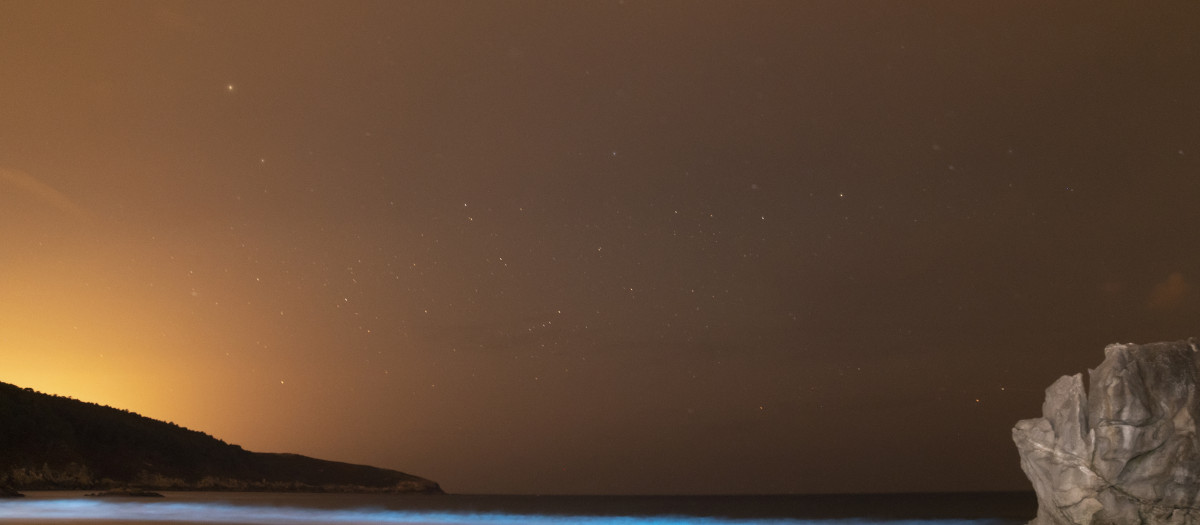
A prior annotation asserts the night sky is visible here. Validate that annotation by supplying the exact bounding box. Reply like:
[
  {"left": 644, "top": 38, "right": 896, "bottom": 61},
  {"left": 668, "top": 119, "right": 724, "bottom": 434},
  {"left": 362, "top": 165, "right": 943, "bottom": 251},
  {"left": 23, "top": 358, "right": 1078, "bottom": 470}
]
[{"left": 3, "top": 1, "right": 1200, "bottom": 496}]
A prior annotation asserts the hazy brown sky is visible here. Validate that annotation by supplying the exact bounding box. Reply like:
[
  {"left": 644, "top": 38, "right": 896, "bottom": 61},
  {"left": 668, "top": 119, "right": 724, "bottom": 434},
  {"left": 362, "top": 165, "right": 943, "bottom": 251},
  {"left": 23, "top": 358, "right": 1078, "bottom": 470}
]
[{"left": 3, "top": 1, "right": 1200, "bottom": 495}]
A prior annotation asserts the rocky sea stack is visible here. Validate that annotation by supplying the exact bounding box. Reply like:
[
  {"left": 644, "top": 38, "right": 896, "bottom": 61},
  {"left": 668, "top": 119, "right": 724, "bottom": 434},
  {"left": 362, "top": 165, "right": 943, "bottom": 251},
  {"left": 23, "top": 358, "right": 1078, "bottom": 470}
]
[{"left": 1014, "top": 339, "right": 1200, "bottom": 525}]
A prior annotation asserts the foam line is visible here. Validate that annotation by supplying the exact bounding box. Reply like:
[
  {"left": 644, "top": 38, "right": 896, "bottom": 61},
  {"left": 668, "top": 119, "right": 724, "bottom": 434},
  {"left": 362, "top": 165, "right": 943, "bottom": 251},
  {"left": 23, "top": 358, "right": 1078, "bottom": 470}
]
[{"left": 0, "top": 500, "right": 1011, "bottom": 525}]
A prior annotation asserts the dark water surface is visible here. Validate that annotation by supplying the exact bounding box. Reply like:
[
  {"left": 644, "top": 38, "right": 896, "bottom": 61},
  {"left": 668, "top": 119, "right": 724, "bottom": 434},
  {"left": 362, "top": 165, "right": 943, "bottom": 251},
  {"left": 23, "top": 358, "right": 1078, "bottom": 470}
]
[{"left": 0, "top": 491, "right": 1036, "bottom": 524}]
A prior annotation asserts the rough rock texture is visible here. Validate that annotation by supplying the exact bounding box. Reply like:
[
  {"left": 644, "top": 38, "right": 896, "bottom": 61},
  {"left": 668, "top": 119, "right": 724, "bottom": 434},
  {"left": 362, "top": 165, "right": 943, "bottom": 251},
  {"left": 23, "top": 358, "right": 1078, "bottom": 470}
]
[{"left": 1014, "top": 339, "right": 1200, "bottom": 525}]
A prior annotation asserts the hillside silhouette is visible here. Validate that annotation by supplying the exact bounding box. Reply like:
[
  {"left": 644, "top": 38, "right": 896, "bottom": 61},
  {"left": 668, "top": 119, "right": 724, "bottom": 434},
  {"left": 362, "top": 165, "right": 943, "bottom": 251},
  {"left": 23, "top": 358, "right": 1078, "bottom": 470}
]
[{"left": 0, "top": 381, "right": 441, "bottom": 493}]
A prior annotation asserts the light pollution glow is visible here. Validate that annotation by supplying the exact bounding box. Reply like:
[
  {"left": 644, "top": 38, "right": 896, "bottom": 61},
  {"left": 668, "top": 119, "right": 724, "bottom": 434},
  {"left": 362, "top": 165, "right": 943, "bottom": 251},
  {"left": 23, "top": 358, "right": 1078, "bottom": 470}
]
[
  {"left": 0, "top": 174, "right": 352, "bottom": 458},
  {"left": 5, "top": 0, "right": 1200, "bottom": 495}
]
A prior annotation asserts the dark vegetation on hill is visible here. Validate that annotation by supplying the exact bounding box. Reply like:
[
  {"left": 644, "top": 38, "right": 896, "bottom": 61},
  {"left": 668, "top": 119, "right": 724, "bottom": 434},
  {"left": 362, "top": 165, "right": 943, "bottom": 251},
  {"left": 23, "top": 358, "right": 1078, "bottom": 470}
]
[{"left": 0, "top": 381, "right": 442, "bottom": 494}]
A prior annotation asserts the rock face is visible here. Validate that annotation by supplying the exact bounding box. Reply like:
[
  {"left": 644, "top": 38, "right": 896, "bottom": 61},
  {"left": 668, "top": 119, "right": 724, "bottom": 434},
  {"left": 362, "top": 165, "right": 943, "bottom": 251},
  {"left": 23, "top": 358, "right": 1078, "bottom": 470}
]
[{"left": 1014, "top": 339, "right": 1200, "bottom": 525}]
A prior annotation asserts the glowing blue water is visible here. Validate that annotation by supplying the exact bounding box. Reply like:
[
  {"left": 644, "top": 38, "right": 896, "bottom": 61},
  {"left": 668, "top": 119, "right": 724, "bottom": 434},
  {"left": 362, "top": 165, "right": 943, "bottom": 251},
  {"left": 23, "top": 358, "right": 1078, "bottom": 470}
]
[
  {"left": 0, "top": 492, "right": 1034, "bottom": 525},
  {"left": 0, "top": 499, "right": 1013, "bottom": 525}
]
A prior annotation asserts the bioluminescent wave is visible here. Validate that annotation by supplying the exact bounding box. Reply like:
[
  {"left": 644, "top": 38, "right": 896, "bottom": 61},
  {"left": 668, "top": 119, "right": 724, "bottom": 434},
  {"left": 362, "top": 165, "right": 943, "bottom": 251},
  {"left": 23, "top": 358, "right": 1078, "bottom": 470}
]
[{"left": 0, "top": 500, "right": 1012, "bottom": 525}]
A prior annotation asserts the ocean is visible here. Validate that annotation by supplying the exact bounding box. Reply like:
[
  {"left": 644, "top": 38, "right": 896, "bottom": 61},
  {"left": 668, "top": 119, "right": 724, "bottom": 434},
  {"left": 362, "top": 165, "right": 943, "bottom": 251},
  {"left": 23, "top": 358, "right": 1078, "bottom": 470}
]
[{"left": 0, "top": 491, "right": 1036, "bottom": 525}]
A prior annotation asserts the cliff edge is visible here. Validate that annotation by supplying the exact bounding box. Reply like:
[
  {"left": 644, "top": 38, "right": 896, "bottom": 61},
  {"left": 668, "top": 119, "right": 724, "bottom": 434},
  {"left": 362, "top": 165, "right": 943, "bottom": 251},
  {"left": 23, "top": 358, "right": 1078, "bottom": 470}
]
[
  {"left": 0, "top": 381, "right": 442, "bottom": 494},
  {"left": 1013, "top": 339, "right": 1200, "bottom": 525}
]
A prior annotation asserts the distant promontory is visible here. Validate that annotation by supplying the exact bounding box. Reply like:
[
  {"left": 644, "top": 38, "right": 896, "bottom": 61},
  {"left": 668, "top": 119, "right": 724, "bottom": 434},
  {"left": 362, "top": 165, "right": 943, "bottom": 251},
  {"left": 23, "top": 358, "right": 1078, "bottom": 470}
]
[{"left": 0, "top": 381, "right": 442, "bottom": 494}]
